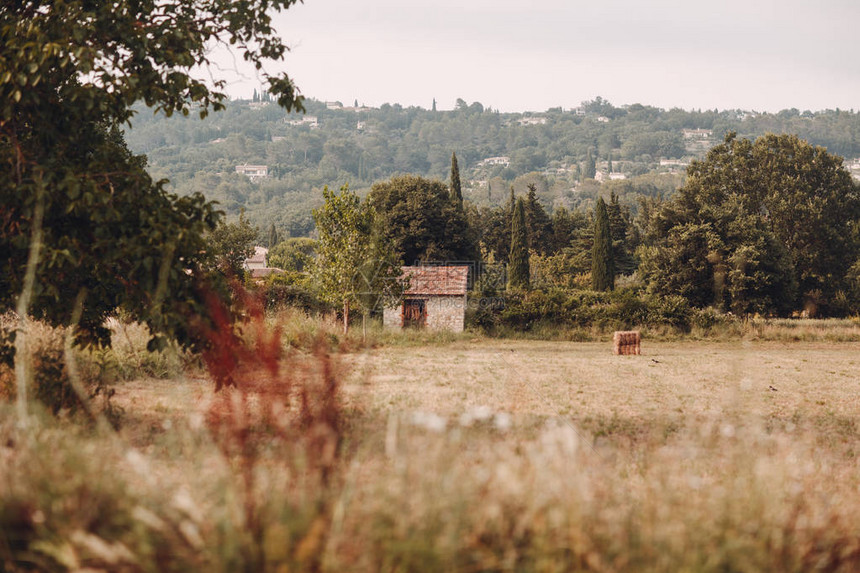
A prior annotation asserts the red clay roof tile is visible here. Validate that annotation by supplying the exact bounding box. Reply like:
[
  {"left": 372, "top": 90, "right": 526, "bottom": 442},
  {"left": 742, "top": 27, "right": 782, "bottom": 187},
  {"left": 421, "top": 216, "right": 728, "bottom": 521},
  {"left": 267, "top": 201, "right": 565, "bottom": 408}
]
[{"left": 402, "top": 266, "right": 469, "bottom": 296}]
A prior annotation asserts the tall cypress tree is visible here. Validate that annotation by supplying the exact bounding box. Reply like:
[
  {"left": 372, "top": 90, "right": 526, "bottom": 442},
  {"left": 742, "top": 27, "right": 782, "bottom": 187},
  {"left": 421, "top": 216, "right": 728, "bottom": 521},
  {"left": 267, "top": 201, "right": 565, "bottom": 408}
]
[
  {"left": 591, "top": 197, "right": 614, "bottom": 291},
  {"left": 583, "top": 149, "right": 596, "bottom": 180},
  {"left": 524, "top": 183, "right": 552, "bottom": 255},
  {"left": 267, "top": 223, "right": 279, "bottom": 248},
  {"left": 450, "top": 152, "right": 463, "bottom": 207},
  {"left": 508, "top": 197, "right": 530, "bottom": 290}
]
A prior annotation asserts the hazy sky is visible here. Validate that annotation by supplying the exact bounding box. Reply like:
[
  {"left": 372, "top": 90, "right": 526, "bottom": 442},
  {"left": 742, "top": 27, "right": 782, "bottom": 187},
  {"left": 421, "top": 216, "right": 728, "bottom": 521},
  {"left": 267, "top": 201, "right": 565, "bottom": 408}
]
[{"left": 215, "top": 0, "right": 860, "bottom": 113}]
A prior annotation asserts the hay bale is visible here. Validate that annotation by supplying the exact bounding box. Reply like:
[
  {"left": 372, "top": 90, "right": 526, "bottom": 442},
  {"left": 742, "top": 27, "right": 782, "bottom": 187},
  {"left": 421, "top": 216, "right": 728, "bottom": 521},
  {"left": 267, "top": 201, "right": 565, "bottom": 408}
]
[{"left": 612, "top": 330, "right": 640, "bottom": 355}]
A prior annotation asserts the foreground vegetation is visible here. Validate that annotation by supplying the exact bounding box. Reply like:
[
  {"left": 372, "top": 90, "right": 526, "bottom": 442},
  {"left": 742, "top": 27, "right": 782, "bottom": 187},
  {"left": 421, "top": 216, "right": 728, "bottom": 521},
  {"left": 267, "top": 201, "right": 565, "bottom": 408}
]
[{"left": 2, "top": 315, "right": 860, "bottom": 571}]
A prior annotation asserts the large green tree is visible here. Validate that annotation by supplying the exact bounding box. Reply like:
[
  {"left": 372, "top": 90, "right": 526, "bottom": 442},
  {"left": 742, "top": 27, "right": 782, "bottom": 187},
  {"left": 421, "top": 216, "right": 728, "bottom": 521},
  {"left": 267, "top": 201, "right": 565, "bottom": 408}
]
[
  {"left": 312, "top": 186, "right": 401, "bottom": 334},
  {"left": 209, "top": 212, "right": 258, "bottom": 278},
  {"left": 2, "top": 0, "right": 306, "bottom": 415},
  {"left": 640, "top": 133, "right": 860, "bottom": 315},
  {"left": 1, "top": 122, "right": 221, "bottom": 348},
  {"left": 311, "top": 186, "right": 372, "bottom": 334},
  {"left": 367, "top": 175, "right": 477, "bottom": 265},
  {"left": 606, "top": 192, "right": 637, "bottom": 276},
  {"left": 1, "top": 0, "right": 305, "bottom": 345}
]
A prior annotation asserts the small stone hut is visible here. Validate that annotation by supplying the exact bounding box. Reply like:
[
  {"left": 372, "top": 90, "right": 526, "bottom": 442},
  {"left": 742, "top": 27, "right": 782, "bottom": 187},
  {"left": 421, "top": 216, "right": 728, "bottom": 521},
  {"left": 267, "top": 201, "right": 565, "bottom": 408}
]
[{"left": 383, "top": 266, "right": 469, "bottom": 332}]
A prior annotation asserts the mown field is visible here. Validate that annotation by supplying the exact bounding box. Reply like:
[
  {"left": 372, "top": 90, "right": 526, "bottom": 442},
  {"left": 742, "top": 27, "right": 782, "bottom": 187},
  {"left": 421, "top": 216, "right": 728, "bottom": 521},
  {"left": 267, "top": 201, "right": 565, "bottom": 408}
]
[{"left": 4, "top": 329, "right": 860, "bottom": 571}]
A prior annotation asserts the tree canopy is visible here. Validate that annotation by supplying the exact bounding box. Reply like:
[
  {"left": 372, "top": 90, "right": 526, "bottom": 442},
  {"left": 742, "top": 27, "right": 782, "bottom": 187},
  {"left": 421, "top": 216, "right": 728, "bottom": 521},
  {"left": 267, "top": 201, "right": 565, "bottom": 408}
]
[
  {"left": 311, "top": 186, "right": 401, "bottom": 332},
  {"left": 1, "top": 0, "right": 303, "bottom": 126},
  {"left": 367, "top": 175, "right": 477, "bottom": 265},
  {"left": 1, "top": 0, "right": 305, "bottom": 348},
  {"left": 209, "top": 212, "right": 258, "bottom": 279},
  {"left": 640, "top": 133, "right": 860, "bottom": 315}
]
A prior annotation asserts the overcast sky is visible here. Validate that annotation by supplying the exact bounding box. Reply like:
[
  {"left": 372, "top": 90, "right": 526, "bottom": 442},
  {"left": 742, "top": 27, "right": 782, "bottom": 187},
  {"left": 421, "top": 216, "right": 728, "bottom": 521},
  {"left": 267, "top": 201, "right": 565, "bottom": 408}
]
[{"left": 214, "top": 0, "right": 860, "bottom": 113}]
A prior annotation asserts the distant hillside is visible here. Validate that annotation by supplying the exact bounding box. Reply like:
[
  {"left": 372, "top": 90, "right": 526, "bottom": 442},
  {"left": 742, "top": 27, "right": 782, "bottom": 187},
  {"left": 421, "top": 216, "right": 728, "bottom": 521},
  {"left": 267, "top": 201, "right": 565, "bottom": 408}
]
[{"left": 125, "top": 97, "right": 860, "bottom": 236}]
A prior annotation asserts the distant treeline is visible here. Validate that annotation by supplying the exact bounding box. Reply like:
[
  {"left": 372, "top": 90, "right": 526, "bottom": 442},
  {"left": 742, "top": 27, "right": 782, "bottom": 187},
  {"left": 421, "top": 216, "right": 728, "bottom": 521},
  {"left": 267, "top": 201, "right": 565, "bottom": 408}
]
[{"left": 125, "top": 97, "right": 860, "bottom": 237}]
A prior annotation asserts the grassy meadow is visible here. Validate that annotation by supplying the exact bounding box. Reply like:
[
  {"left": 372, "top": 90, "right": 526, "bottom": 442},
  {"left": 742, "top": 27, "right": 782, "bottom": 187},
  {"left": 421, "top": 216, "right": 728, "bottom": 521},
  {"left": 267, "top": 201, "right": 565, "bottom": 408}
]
[{"left": 2, "top": 316, "right": 860, "bottom": 571}]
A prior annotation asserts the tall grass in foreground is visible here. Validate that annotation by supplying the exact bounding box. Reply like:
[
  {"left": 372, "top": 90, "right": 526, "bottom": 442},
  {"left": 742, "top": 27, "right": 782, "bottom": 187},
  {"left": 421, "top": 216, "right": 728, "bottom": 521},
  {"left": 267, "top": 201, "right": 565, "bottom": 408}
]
[
  {"left": 2, "top": 406, "right": 859, "bottom": 571},
  {"left": 3, "top": 309, "right": 860, "bottom": 571},
  {"left": 329, "top": 416, "right": 860, "bottom": 571},
  {"left": 1, "top": 301, "right": 348, "bottom": 571}
]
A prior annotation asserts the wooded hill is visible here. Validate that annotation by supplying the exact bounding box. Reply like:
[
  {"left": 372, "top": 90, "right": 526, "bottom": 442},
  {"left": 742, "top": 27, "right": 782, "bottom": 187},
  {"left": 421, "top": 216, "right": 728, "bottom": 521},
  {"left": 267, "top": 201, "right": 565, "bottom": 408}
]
[{"left": 125, "top": 97, "right": 860, "bottom": 236}]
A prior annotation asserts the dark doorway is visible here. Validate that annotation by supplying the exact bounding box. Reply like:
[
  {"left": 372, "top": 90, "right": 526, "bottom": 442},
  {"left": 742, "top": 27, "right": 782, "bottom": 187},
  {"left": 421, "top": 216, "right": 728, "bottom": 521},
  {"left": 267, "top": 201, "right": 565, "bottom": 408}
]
[{"left": 402, "top": 299, "right": 426, "bottom": 328}]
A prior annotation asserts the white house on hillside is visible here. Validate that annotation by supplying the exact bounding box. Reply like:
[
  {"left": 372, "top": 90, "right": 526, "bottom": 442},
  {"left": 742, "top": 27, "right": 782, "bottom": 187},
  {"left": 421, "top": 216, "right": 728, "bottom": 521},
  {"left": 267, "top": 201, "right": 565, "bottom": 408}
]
[{"left": 235, "top": 164, "right": 268, "bottom": 182}]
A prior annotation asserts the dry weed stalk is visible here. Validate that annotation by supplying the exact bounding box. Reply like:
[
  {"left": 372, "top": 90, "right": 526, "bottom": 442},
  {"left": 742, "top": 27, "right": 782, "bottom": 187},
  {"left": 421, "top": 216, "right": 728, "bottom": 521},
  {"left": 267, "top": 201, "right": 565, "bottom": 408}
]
[{"left": 199, "top": 286, "right": 344, "bottom": 570}]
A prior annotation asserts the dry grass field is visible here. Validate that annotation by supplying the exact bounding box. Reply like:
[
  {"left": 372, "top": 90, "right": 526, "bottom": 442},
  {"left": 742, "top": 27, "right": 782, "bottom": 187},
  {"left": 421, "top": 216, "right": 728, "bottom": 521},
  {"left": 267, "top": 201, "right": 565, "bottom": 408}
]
[
  {"left": 4, "top": 327, "right": 860, "bottom": 571},
  {"left": 345, "top": 339, "right": 860, "bottom": 421}
]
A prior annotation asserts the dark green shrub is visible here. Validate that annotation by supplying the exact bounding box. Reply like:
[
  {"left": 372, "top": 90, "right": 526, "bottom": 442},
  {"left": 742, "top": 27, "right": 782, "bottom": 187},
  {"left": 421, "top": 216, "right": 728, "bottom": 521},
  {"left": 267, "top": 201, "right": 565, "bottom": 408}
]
[
  {"left": 260, "top": 274, "right": 327, "bottom": 313},
  {"left": 472, "top": 288, "right": 695, "bottom": 334},
  {"left": 644, "top": 294, "right": 692, "bottom": 330}
]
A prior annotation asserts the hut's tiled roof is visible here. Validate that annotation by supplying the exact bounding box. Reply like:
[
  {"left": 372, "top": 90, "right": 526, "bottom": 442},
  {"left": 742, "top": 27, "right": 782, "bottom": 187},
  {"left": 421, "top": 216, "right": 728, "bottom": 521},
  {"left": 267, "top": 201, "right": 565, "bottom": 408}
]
[
  {"left": 403, "top": 266, "right": 469, "bottom": 296},
  {"left": 246, "top": 246, "right": 268, "bottom": 265},
  {"left": 249, "top": 267, "right": 284, "bottom": 278}
]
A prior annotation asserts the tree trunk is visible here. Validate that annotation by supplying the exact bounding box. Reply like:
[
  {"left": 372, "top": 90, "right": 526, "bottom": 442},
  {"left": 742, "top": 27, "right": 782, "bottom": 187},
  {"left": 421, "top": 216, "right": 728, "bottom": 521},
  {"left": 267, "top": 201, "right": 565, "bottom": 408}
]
[{"left": 343, "top": 299, "right": 350, "bottom": 336}]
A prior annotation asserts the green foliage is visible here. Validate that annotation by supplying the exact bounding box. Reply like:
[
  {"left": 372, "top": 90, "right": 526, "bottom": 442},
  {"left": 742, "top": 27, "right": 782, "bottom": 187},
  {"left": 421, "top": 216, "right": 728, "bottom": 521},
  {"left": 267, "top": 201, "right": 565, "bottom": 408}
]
[
  {"left": 530, "top": 252, "right": 589, "bottom": 290},
  {"left": 450, "top": 152, "right": 463, "bottom": 207},
  {"left": 261, "top": 274, "right": 326, "bottom": 313},
  {"left": 620, "top": 130, "right": 685, "bottom": 160},
  {"left": 1, "top": 0, "right": 303, "bottom": 127},
  {"left": 312, "top": 186, "right": 372, "bottom": 310},
  {"left": 607, "top": 192, "right": 637, "bottom": 275},
  {"left": 1, "top": 0, "right": 306, "bottom": 352},
  {"left": 508, "top": 198, "right": 530, "bottom": 290},
  {"left": 523, "top": 184, "right": 553, "bottom": 255},
  {"left": 474, "top": 288, "right": 694, "bottom": 333},
  {"left": 1, "top": 122, "right": 221, "bottom": 349},
  {"left": 640, "top": 132, "right": 858, "bottom": 315},
  {"left": 367, "top": 175, "right": 477, "bottom": 264},
  {"left": 549, "top": 207, "right": 587, "bottom": 254},
  {"left": 472, "top": 204, "right": 510, "bottom": 264},
  {"left": 312, "top": 185, "right": 401, "bottom": 318},
  {"left": 591, "top": 197, "right": 614, "bottom": 291},
  {"left": 266, "top": 223, "right": 280, "bottom": 248},
  {"left": 209, "top": 212, "right": 258, "bottom": 278},
  {"left": 124, "top": 96, "right": 860, "bottom": 237},
  {"left": 582, "top": 148, "right": 597, "bottom": 180},
  {"left": 267, "top": 237, "right": 317, "bottom": 273}
]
